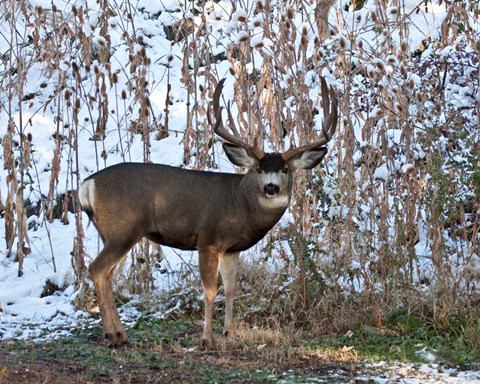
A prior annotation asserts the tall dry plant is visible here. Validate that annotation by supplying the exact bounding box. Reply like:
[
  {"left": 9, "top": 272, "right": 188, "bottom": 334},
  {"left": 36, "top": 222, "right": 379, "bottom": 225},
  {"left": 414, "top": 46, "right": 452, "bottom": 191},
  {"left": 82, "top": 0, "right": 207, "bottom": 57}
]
[
  {"left": 1, "top": 0, "right": 479, "bottom": 335},
  {"left": 0, "top": 0, "right": 34, "bottom": 277}
]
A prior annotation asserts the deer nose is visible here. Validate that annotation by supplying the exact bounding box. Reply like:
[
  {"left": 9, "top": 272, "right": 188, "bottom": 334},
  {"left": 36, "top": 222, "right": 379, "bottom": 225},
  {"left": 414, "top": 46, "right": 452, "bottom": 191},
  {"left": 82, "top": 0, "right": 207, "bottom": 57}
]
[{"left": 264, "top": 183, "right": 280, "bottom": 196}]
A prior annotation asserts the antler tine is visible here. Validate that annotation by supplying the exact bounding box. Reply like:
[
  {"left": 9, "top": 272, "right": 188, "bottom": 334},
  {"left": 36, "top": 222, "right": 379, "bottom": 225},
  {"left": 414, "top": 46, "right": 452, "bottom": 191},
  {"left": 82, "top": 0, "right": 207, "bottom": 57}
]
[
  {"left": 282, "top": 77, "right": 338, "bottom": 161},
  {"left": 208, "top": 78, "right": 264, "bottom": 159}
]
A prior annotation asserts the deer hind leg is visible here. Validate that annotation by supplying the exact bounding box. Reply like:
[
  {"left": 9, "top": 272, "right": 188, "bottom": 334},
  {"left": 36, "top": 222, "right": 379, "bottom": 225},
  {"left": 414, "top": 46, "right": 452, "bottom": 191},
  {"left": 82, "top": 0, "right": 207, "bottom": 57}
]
[
  {"left": 89, "top": 242, "right": 134, "bottom": 345},
  {"left": 198, "top": 249, "right": 223, "bottom": 350},
  {"left": 220, "top": 252, "right": 240, "bottom": 338}
]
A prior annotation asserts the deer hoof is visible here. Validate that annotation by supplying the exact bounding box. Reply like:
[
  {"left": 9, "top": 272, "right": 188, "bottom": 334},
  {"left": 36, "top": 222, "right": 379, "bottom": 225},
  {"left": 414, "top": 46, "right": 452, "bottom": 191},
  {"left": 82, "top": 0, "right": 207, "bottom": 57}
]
[
  {"left": 202, "top": 337, "right": 215, "bottom": 351},
  {"left": 104, "top": 330, "right": 127, "bottom": 345},
  {"left": 223, "top": 327, "right": 235, "bottom": 338}
]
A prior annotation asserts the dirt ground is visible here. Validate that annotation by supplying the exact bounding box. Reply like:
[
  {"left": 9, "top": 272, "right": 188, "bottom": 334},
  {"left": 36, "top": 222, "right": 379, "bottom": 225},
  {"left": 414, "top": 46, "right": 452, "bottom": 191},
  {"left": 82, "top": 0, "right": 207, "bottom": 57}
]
[{"left": 0, "top": 347, "right": 354, "bottom": 384}]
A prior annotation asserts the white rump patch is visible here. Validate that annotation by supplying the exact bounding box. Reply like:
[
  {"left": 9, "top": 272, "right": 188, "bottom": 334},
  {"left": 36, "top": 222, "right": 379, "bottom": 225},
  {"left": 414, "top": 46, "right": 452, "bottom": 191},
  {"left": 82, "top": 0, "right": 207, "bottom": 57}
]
[{"left": 78, "top": 179, "right": 95, "bottom": 211}]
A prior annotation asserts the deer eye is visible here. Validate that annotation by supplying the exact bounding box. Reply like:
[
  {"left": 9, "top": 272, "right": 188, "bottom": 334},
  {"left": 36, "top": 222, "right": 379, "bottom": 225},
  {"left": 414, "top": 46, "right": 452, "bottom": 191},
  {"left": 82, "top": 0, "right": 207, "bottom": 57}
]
[
  {"left": 256, "top": 168, "right": 262, "bottom": 174},
  {"left": 282, "top": 167, "right": 289, "bottom": 174}
]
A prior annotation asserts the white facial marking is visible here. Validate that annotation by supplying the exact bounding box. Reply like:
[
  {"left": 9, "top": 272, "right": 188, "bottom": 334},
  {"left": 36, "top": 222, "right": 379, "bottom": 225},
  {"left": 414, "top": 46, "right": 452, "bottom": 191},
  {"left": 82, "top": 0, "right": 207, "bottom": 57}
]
[
  {"left": 258, "top": 194, "right": 290, "bottom": 210},
  {"left": 263, "top": 173, "right": 282, "bottom": 187}
]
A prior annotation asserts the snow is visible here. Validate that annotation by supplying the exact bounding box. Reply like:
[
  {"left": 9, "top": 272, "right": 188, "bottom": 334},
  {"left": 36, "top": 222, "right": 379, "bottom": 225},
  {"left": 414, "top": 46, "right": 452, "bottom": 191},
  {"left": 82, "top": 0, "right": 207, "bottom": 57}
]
[{"left": 1, "top": 0, "right": 480, "bottom": 381}]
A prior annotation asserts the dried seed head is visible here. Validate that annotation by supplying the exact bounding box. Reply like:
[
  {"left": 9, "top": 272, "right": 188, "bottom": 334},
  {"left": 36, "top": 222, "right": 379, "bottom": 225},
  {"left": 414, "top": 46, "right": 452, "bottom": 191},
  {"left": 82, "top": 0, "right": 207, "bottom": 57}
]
[
  {"left": 374, "top": 59, "right": 386, "bottom": 72},
  {"left": 254, "top": 41, "right": 264, "bottom": 49},
  {"left": 287, "top": 8, "right": 294, "bottom": 19},
  {"left": 27, "top": 132, "right": 33, "bottom": 141},
  {"left": 71, "top": 61, "right": 79, "bottom": 72},
  {"left": 387, "top": 55, "right": 397, "bottom": 65},
  {"left": 408, "top": 77, "right": 415, "bottom": 90},
  {"left": 402, "top": 164, "right": 415, "bottom": 174},
  {"left": 36, "top": 6, "right": 43, "bottom": 15},
  {"left": 435, "top": 102, "right": 442, "bottom": 113},
  {"left": 238, "top": 32, "right": 249, "bottom": 43},
  {"left": 395, "top": 103, "right": 403, "bottom": 113},
  {"left": 301, "top": 34, "right": 308, "bottom": 45},
  {"left": 367, "top": 66, "right": 376, "bottom": 79},
  {"left": 400, "top": 64, "right": 407, "bottom": 77},
  {"left": 389, "top": 7, "right": 398, "bottom": 15},
  {"left": 416, "top": 92, "right": 424, "bottom": 103},
  {"left": 112, "top": 72, "right": 118, "bottom": 84},
  {"left": 65, "top": 90, "right": 71, "bottom": 100},
  {"left": 401, "top": 41, "right": 409, "bottom": 53},
  {"left": 339, "top": 36, "right": 347, "bottom": 49},
  {"left": 72, "top": 5, "right": 78, "bottom": 16},
  {"left": 229, "top": 67, "right": 236, "bottom": 75},
  {"left": 121, "top": 90, "right": 127, "bottom": 100}
]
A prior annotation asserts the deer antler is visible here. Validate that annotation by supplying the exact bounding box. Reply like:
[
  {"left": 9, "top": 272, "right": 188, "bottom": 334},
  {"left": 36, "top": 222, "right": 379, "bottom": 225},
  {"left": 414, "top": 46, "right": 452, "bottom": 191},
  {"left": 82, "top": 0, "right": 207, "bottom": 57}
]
[
  {"left": 282, "top": 77, "right": 338, "bottom": 161},
  {"left": 208, "top": 78, "right": 265, "bottom": 160}
]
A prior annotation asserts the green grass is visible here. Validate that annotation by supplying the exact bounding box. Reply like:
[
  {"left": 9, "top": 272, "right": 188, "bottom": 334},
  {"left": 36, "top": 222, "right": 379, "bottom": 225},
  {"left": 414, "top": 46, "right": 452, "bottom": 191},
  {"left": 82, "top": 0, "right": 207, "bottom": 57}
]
[
  {"left": 304, "top": 307, "right": 480, "bottom": 367},
  {"left": 0, "top": 319, "right": 332, "bottom": 383},
  {"left": 1, "top": 310, "right": 479, "bottom": 383}
]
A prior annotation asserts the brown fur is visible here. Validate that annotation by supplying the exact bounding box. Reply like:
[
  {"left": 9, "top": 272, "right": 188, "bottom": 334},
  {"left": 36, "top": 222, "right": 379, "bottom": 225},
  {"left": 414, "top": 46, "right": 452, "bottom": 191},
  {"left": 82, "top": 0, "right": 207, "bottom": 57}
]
[{"left": 79, "top": 78, "right": 337, "bottom": 349}]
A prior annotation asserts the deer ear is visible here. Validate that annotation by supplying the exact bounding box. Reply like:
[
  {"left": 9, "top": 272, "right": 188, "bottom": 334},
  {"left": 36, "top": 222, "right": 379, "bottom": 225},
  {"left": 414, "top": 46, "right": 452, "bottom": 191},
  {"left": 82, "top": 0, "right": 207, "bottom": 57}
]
[
  {"left": 223, "top": 143, "right": 258, "bottom": 168},
  {"left": 289, "top": 148, "right": 327, "bottom": 169}
]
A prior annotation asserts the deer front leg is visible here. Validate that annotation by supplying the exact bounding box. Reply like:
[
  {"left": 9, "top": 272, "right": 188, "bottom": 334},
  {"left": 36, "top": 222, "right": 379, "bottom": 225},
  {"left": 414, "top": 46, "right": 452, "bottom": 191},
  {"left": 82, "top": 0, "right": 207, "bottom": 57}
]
[
  {"left": 220, "top": 252, "right": 240, "bottom": 337},
  {"left": 198, "top": 250, "right": 222, "bottom": 350},
  {"left": 89, "top": 245, "right": 128, "bottom": 345}
]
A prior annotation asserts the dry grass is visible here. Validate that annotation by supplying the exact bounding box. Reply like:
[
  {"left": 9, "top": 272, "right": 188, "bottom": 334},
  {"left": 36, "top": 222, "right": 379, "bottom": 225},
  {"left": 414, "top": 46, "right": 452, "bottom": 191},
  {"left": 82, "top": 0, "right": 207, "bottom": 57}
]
[{"left": 0, "top": 0, "right": 479, "bottom": 350}]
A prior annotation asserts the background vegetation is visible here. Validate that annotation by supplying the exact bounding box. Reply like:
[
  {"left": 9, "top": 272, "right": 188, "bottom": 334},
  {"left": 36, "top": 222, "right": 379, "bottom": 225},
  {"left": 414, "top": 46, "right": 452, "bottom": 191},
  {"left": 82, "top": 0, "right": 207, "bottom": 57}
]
[{"left": 1, "top": 0, "right": 479, "bottom": 369}]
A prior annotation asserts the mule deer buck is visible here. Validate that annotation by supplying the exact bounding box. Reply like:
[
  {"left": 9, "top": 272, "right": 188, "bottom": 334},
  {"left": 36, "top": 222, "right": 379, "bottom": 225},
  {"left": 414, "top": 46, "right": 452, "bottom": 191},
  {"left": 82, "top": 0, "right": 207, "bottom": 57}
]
[{"left": 79, "top": 77, "right": 338, "bottom": 349}]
